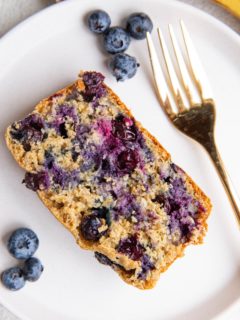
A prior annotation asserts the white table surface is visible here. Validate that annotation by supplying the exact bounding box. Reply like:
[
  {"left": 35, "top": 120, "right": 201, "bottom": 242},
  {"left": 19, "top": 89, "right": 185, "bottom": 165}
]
[{"left": 0, "top": 0, "right": 239, "bottom": 319}]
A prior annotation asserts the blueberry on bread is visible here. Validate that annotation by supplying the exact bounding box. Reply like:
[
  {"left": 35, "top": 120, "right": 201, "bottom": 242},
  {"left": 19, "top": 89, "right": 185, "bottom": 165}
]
[{"left": 5, "top": 71, "right": 211, "bottom": 289}]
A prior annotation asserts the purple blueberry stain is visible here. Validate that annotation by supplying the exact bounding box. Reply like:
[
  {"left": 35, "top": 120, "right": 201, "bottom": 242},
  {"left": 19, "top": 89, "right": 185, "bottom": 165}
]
[
  {"left": 137, "top": 132, "right": 154, "bottom": 163},
  {"left": 44, "top": 151, "right": 81, "bottom": 188},
  {"left": 50, "top": 105, "right": 77, "bottom": 137},
  {"left": 75, "top": 124, "right": 90, "bottom": 147},
  {"left": 112, "top": 193, "right": 140, "bottom": 221},
  {"left": 138, "top": 254, "right": 155, "bottom": 280},
  {"left": 56, "top": 105, "right": 78, "bottom": 122},
  {"left": 160, "top": 162, "right": 185, "bottom": 184},
  {"left": 134, "top": 210, "right": 158, "bottom": 230},
  {"left": 80, "top": 144, "right": 102, "bottom": 172},
  {"left": 51, "top": 164, "right": 80, "bottom": 189},
  {"left": 156, "top": 167, "right": 203, "bottom": 241},
  {"left": 20, "top": 114, "right": 44, "bottom": 135},
  {"left": 95, "top": 156, "right": 118, "bottom": 181},
  {"left": 105, "top": 135, "right": 122, "bottom": 154},
  {"left": 10, "top": 114, "right": 45, "bottom": 149},
  {"left": 102, "top": 138, "right": 121, "bottom": 167},
  {"left": 80, "top": 155, "right": 101, "bottom": 172},
  {"left": 97, "top": 119, "right": 112, "bottom": 138}
]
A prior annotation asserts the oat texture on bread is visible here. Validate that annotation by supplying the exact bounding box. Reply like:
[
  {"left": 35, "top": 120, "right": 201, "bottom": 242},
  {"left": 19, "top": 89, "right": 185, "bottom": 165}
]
[{"left": 5, "top": 71, "right": 212, "bottom": 289}]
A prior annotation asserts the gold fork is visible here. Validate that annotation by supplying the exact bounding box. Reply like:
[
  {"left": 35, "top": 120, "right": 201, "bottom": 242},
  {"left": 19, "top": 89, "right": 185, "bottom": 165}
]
[{"left": 146, "top": 21, "right": 240, "bottom": 226}]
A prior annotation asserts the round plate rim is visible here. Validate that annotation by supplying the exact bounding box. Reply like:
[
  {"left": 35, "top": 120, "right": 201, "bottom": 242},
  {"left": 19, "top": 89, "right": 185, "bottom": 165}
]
[{"left": 0, "top": 1, "right": 239, "bottom": 319}]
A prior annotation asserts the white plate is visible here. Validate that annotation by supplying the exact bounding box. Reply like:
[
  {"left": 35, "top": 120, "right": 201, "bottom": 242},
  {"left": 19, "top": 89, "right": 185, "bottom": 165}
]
[{"left": 0, "top": 0, "right": 240, "bottom": 319}]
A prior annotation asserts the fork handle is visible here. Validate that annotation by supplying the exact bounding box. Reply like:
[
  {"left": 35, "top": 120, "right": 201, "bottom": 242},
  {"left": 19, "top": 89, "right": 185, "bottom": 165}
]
[{"left": 206, "top": 140, "right": 240, "bottom": 226}]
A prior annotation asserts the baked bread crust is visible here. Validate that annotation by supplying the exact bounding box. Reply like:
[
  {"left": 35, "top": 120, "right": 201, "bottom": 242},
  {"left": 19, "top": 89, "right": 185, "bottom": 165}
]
[{"left": 5, "top": 72, "right": 212, "bottom": 289}]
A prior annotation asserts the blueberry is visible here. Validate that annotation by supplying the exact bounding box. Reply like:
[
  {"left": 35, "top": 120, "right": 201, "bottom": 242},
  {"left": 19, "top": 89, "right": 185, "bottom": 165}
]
[
  {"left": 23, "top": 257, "right": 44, "bottom": 282},
  {"left": 82, "top": 71, "right": 105, "bottom": 88},
  {"left": 94, "top": 252, "right": 132, "bottom": 274},
  {"left": 82, "top": 72, "right": 107, "bottom": 103},
  {"left": 80, "top": 215, "right": 106, "bottom": 241},
  {"left": 88, "top": 10, "right": 111, "bottom": 34},
  {"left": 103, "top": 27, "right": 130, "bottom": 54},
  {"left": 126, "top": 13, "right": 153, "bottom": 40},
  {"left": 56, "top": 105, "right": 77, "bottom": 122},
  {"left": 117, "top": 149, "right": 139, "bottom": 172},
  {"left": 94, "top": 252, "right": 113, "bottom": 266},
  {"left": 23, "top": 171, "right": 50, "bottom": 191},
  {"left": 117, "top": 235, "right": 144, "bottom": 261},
  {"left": 112, "top": 116, "right": 137, "bottom": 141},
  {"left": 7, "top": 228, "right": 39, "bottom": 260},
  {"left": 108, "top": 53, "right": 139, "bottom": 81},
  {"left": 92, "top": 207, "right": 111, "bottom": 226},
  {"left": 1, "top": 267, "right": 25, "bottom": 291}
]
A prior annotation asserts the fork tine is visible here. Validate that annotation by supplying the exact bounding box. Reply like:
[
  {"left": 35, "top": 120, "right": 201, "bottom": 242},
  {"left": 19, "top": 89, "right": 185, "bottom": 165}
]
[
  {"left": 157, "top": 27, "right": 187, "bottom": 113},
  {"left": 168, "top": 24, "right": 201, "bottom": 108},
  {"left": 180, "top": 20, "right": 213, "bottom": 102},
  {"left": 146, "top": 32, "right": 175, "bottom": 117}
]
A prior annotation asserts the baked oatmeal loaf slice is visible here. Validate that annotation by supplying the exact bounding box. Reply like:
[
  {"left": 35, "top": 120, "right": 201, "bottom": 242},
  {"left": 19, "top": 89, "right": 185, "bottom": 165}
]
[{"left": 5, "top": 71, "right": 211, "bottom": 289}]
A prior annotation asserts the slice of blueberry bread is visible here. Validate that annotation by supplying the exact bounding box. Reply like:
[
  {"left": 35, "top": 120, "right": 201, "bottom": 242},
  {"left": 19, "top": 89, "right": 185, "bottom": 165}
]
[{"left": 5, "top": 71, "right": 211, "bottom": 289}]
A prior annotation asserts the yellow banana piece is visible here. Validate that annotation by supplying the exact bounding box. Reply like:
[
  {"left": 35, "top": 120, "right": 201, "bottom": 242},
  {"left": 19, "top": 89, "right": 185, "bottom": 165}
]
[{"left": 215, "top": 0, "right": 240, "bottom": 18}]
